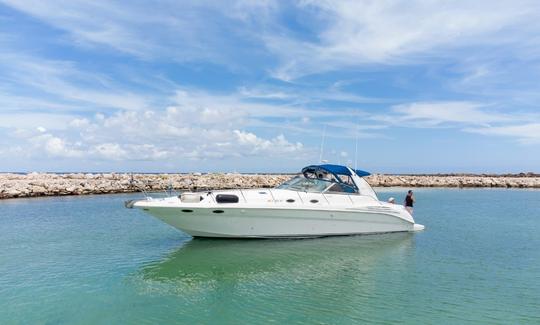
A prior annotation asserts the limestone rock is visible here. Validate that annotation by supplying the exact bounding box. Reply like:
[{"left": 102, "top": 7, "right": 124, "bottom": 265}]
[{"left": 2, "top": 172, "right": 540, "bottom": 199}]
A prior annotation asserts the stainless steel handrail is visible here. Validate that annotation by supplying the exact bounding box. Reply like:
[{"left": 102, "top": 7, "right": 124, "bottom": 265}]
[
  {"left": 321, "top": 193, "right": 331, "bottom": 205},
  {"left": 296, "top": 191, "right": 304, "bottom": 204},
  {"left": 239, "top": 189, "right": 247, "bottom": 203},
  {"left": 268, "top": 188, "right": 277, "bottom": 203}
]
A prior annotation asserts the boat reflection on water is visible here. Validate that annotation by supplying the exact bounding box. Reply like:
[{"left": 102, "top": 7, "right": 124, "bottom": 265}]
[{"left": 138, "top": 233, "right": 416, "bottom": 288}]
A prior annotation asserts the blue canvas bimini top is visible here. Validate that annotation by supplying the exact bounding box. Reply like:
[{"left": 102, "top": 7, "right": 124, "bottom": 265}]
[{"left": 301, "top": 164, "right": 371, "bottom": 177}]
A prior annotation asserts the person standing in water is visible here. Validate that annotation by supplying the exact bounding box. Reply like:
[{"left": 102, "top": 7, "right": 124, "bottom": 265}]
[{"left": 404, "top": 190, "right": 415, "bottom": 214}]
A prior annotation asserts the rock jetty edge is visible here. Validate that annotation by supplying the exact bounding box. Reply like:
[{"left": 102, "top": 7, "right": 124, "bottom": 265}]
[{"left": 2, "top": 172, "right": 540, "bottom": 199}]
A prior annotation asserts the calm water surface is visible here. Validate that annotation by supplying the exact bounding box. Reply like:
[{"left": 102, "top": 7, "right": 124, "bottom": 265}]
[{"left": 0, "top": 189, "right": 539, "bottom": 324}]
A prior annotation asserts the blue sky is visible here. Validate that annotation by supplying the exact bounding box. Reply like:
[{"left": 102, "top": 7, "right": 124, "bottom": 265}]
[{"left": 1, "top": 1, "right": 540, "bottom": 173}]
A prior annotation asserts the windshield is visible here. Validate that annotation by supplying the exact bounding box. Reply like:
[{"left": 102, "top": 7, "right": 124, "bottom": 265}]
[{"left": 277, "top": 176, "right": 332, "bottom": 193}]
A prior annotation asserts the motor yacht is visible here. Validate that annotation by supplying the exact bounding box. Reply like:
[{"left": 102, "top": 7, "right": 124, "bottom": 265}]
[{"left": 126, "top": 164, "right": 424, "bottom": 238}]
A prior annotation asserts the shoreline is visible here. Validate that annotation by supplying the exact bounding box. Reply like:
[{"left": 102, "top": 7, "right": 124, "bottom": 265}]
[{"left": 2, "top": 172, "right": 540, "bottom": 199}]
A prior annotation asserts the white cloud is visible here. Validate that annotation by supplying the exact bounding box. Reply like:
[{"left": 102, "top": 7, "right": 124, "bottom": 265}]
[
  {"left": 0, "top": 0, "right": 276, "bottom": 65},
  {"left": 266, "top": 0, "right": 540, "bottom": 79},
  {"left": 69, "top": 118, "right": 90, "bottom": 128},
  {"left": 2, "top": 0, "right": 540, "bottom": 172},
  {"left": 387, "top": 101, "right": 508, "bottom": 127},
  {"left": 0, "top": 55, "right": 152, "bottom": 112},
  {"left": 234, "top": 130, "right": 303, "bottom": 155},
  {"left": 4, "top": 0, "right": 540, "bottom": 85},
  {"left": 30, "top": 133, "right": 84, "bottom": 158},
  {"left": 4, "top": 85, "right": 313, "bottom": 162},
  {"left": 0, "top": 113, "right": 75, "bottom": 130},
  {"left": 0, "top": 93, "right": 80, "bottom": 112},
  {"left": 91, "top": 143, "right": 127, "bottom": 160},
  {"left": 381, "top": 100, "right": 540, "bottom": 144},
  {"left": 124, "top": 144, "right": 170, "bottom": 161},
  {"left": 466, "top": 123, "right": 540, "bottom": 144},
  {"left": 44, "top": 137, "right": 79, "bottom": 157},
  {"left": 237, "top": 84, "right": 385, "bottom": 104}
]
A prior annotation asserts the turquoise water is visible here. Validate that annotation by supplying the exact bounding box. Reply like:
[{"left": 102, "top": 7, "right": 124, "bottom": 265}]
[{"left": 1, "top": 189, "right": 539, "bottom": 324}]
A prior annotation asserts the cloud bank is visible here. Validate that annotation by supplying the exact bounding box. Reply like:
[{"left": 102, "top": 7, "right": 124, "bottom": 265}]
[{"left": 1, "top": 0, "right": 540, "bottom": 172}]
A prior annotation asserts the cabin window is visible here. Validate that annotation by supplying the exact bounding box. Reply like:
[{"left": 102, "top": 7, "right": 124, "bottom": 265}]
[
  {"left": 327, "top": 183, "right": 344, "bottom": 192},
  {"left": 326, "top": 183, "right": 357, "bottom": 194},
  {"left": 276, "top": 176, "right": 331, "bottom": 192},
  {"left": 277, "top": 173, "right": 358, "bottom": 194}
]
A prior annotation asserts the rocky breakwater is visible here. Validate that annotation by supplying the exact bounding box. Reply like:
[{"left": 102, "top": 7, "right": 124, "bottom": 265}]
[
  {"left": 1, "top": 172, "right": 540, "bottom": 199},
  {"left": 365, "top": 173, "right": 540, "bottom": 188},
  {"left": 0, "top": 173, "right": 291, "bottom": 199}
]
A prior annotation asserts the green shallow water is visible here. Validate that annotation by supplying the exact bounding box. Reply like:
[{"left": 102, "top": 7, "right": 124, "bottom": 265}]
[{"left": 0, "top": 189, "right": 539, "bottom": 324}]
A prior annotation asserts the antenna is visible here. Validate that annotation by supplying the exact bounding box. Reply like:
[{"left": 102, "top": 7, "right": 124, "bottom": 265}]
[
  {"left": 319, "top": 125, "right": 327, "bottom": 163},
  {"left": 354, "top": 114, "right": 359, "bottom": 170}
]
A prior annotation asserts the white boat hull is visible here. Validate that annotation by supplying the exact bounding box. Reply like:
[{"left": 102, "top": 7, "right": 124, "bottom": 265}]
[
  {"left": 129, "top": 177, "right": 425, "bottom": 238},
  {"left": 135, "top": 202, "right": 419, "bottom": 238}
]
